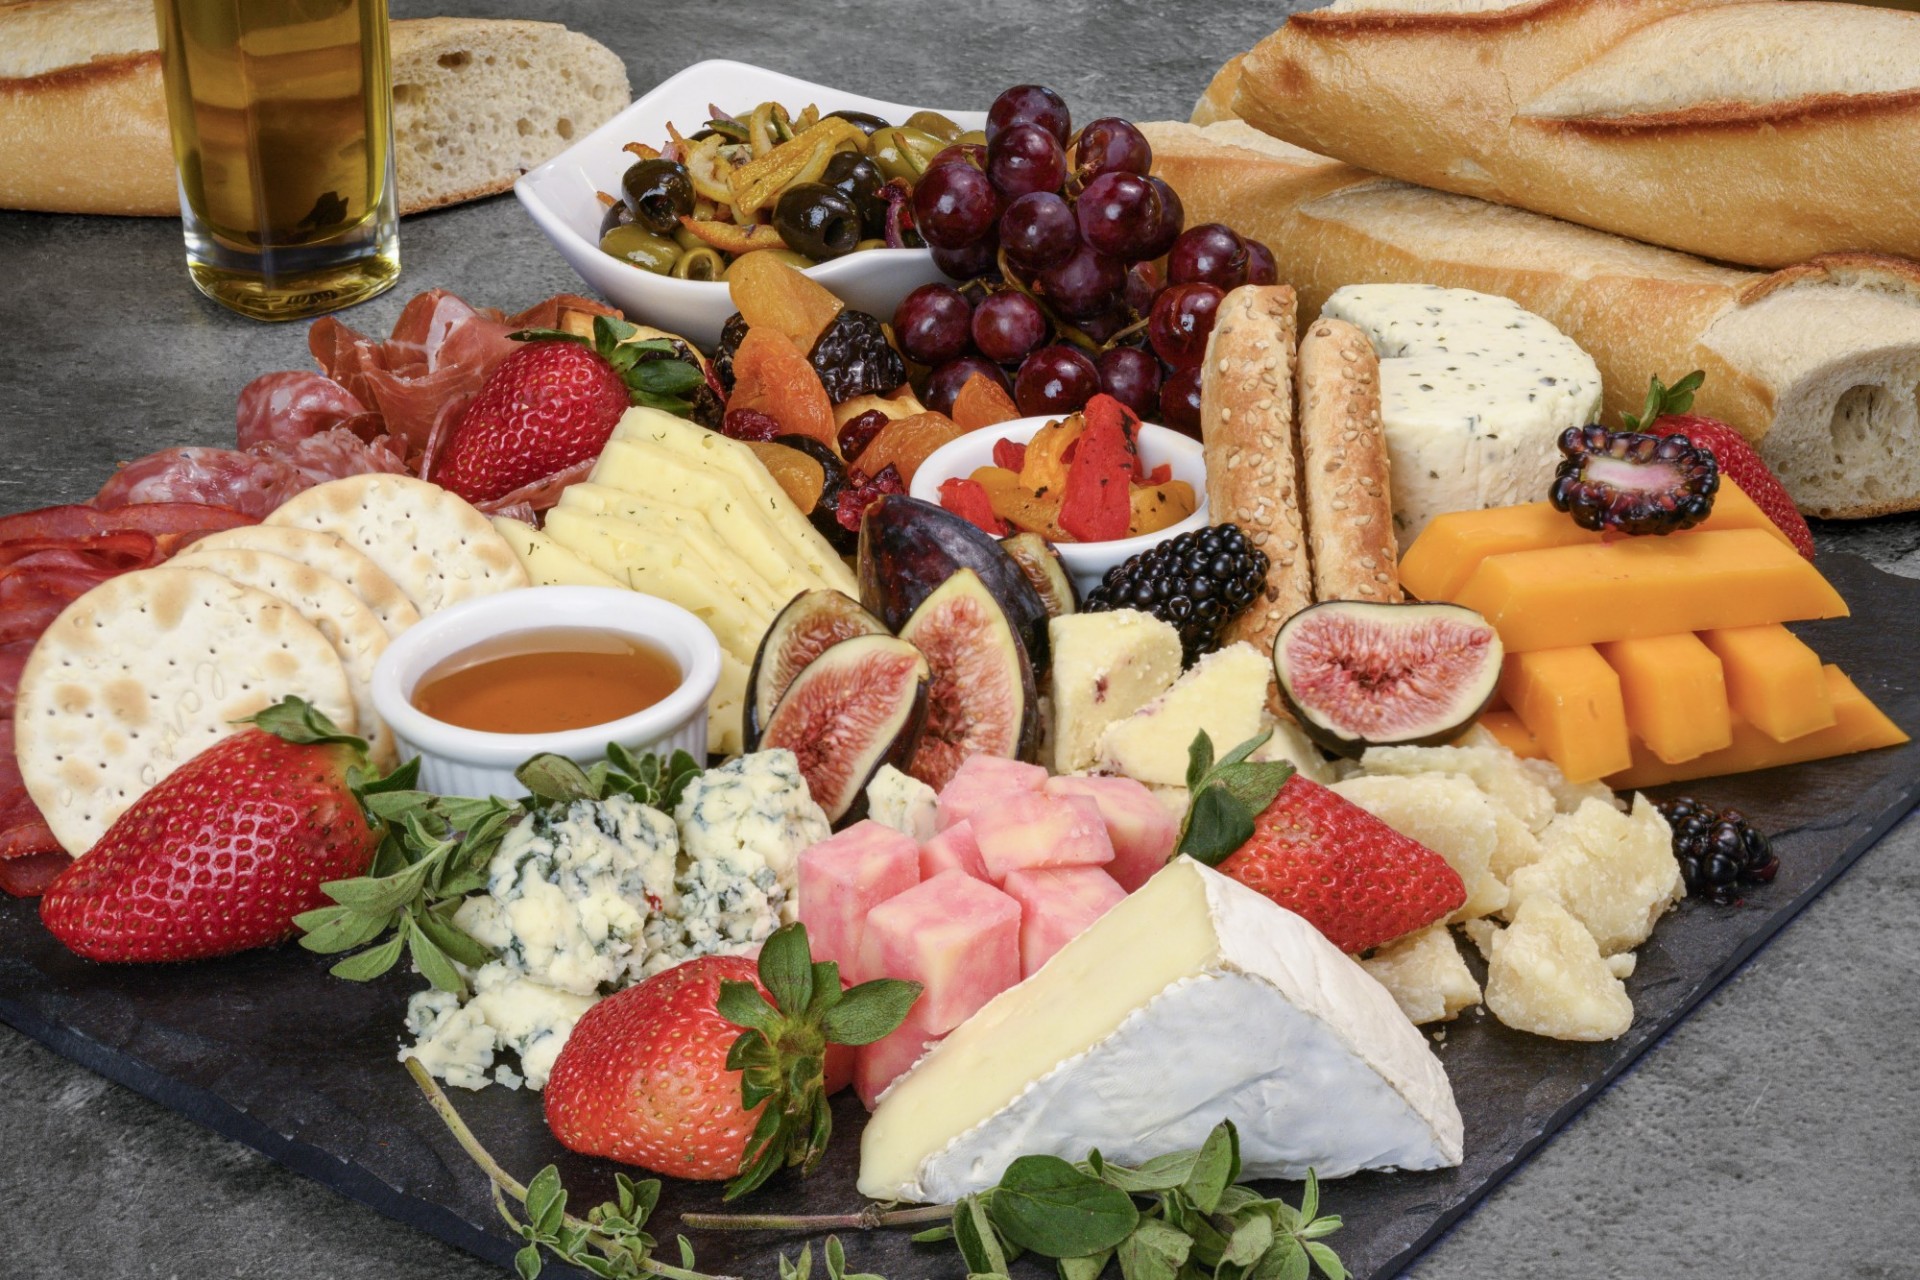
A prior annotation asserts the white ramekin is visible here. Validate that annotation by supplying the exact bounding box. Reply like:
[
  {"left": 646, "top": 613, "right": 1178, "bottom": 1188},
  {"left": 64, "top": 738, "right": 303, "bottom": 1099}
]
[{"left": 371, "top": 587, "right": 721, "bottom": 798}]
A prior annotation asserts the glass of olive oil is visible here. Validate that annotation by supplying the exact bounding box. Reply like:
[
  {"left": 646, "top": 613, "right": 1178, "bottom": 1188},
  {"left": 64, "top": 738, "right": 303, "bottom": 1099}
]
[{"left": 153, "top": 0, "right": 400, "bottom": 321}]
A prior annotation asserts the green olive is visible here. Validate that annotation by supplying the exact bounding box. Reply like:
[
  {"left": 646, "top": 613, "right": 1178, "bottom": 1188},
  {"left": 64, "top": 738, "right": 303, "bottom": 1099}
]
[
  {"left": 672, "top": 224, "right": 706, "bottom": 252},
  {"left": 904, "top": 111, "right": 964, "bottom": 143},
  {"left": 724, "top": 249, "right": 816, "bottom": 280},
  {"left": 953, "top": 128, "right": 987, "bottom": 149},
  {"left": 854, "top": 237, "right": 888, "bottom": 252},
  {"left": 866, "top": 125, "right": 947, "bottom": 183},
  {"left": 671, "top": 246, "right": 727, "bottom": 281},
  {"left": 600, "top": 224, "right": 682, "bottom": 274}
]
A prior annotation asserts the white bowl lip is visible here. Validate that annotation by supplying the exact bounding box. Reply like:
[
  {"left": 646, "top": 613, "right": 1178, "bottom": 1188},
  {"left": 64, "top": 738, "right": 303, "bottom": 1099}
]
[
  {"left": 908, "top": 415, "right": 1211, "bottom": 565},
  {"left": 514, "top": 58, "right": 989, "bottom": 298},
  {"left": 371, "top": 586, "right": 723, "bottom": 768}
]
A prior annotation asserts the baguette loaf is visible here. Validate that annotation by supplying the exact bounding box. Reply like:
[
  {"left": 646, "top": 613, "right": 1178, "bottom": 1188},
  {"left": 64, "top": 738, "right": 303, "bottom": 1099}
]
[
  {"left": 0, "top": 0, "right": 630, "bottom": 216},
  {"left": 1295, "top": 317, "right": 1399, "bottom": 603},
  {"left": 1142, "top": 119, "right": 1920, "bottom": 519},
  {"left": 1229, "top": 0, "right": 1920, "bottom": 269},
  {"left": 1200, "top": 285, "right": 1313, "bottom": 658}
]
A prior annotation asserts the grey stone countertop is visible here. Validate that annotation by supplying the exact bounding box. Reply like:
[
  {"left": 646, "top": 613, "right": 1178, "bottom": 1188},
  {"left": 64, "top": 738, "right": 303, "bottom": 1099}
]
[{"left": 4, "top": 2, "right": 1920, "bottom": 1277}]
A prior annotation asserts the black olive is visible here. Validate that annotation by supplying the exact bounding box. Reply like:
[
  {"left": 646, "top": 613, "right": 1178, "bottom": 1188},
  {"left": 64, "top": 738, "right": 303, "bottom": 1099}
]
[
  {"left": 772, "top": 183, "right": 863, "bottom": 261},
  {"left": 598, "top": 199, "right": 635, "bottom": 239},
  {"left": 620, "top": 159, "right": 694, "bottom": 235},
  {"left": 822, "top": 151, "right": 888, "bottom": 240},
  {"left": 824, "top": 108, "right": 890, "bottom": 135}
]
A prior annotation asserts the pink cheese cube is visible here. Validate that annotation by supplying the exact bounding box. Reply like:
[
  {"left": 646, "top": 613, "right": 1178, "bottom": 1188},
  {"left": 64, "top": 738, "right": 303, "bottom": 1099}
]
[
  {"left": 854, "top": 1003, "right": 943, "bottom": 1110},
  {"left": 935, "top": 754, "right": 1048, "bottom": 830},
  {"left": 1045, "top": 775, "right": 1180, "bottom": 891},
  {"left": 1002, "top": 866, "right": 1128, "bottom": 976},
  {"left": 972, "top": 792, "right": 1115, "bottom": 882},
  {"left": 797, "top": 820, "right": 921, "bottom": 984},
  {"left": 920, "top": 820, "right": 988, "bottom": 880},
  {"left": 857, "top": 870, "right": 1021, "bottom": 1033}
]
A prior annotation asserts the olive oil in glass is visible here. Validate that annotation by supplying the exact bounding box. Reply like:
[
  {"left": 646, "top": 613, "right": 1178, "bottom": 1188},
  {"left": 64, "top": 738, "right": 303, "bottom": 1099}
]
[{"left": 154, "top": 0, "right": 400, "bottom": 320}]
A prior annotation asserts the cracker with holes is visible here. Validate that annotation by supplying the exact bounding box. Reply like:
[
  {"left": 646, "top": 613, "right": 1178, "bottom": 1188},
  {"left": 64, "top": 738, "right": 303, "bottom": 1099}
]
[
  {"left": 16, "top": 567, "right": 356, "bottom": 856},
  {"left": 182, "top": 525, "right": 422, "bottom": 639},
  {"left": 170, "top": 547, "right": 396, "bottom": 767},
  {"left": 265, "top": 474, "right": 528, "bottom": 615}
]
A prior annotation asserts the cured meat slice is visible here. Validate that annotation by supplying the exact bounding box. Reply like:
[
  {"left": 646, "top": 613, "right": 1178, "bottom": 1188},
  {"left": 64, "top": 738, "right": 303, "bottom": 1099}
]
[
  {"left": 0, "top": 850, "right": 69, "bottom": 896},
  {"left": 0, "top": 638, "right": 34, "bottom": 715},
  {"left": 235, "top": 370, "right": 369, "bottom": 449},
  {"left": 250, "top": 426, "right": 410, "bottom": 488},
  {"left": 94, "top": 447, "right": 310, "bottom": 519},
  {"left": 0, "top": 502, "right": 253, "bottom": 545},
  {"left": 473, "top": 456, "right": 597, "bottom": 517},
  {"left": 0, "top": 531, "right": 160, "bottom": 574}
]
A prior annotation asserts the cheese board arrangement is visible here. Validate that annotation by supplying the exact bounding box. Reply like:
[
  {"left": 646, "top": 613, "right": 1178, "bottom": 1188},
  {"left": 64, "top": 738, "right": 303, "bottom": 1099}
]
[{"left": 6, "top": 2, "right": 1920, "bottom": 1277}]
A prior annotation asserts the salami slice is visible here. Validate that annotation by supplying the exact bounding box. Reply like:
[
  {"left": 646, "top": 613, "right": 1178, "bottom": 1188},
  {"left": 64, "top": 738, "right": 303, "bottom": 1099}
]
[
  {"left": 251, "top": 426, "right": 411, "bottom": 488},
  {"left": 0, "top": 850, "right": 70, "bottom": 896},
  {"left": 0, "top": 531, "right": 160, "bottom": 575},
  {"left": 235, "top": 370, "right": 369, "bottom": 450},
  {"left": 0, "top": 502, "right": 253, "bottom": 545},
  {"left": 93, "top": 447, "right": 309, "bottom": 519}
]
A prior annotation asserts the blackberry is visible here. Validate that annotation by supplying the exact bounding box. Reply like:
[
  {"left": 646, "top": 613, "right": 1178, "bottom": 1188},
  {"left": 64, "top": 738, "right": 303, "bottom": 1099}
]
[
  {"left": 1654, "top": 796, "right": 1779, "bottom": 904},
  {"left": 1084, "top": 522, "right": 1269, "bottom": 664},
  {"left": 1549, "top": 425, "right": 1719, "bottom": 536},
  {"left": 809, "top": 309, "right": 907, "bottom": 404}
]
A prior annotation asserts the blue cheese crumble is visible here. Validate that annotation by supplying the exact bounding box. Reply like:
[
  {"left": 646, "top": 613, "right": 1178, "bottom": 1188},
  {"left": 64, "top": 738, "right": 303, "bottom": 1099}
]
[{"left": 864, "top": 765, "right": 939, "bottom": 843}]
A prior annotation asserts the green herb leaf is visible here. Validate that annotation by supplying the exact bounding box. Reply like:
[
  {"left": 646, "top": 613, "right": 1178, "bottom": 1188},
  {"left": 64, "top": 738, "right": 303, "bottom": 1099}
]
[
  {"left": 328, "top": 930, "right": 404, "bottom": 981},
  {"left": 405, "top": 918, "right": 468, "bottom": 995},
  {"left": 516, "top": 754, "right": 599, "bottom": 804},
  {"left": 1180, "top": 1122, "right": 1240, "bottom": 1214},
  {"left": 321, "top": 856, "right": 433, "bottom": 915},
  {"left": 989, "top": 1156, "right": 1140, "bottom": 1258},
  {"left": 1224, "top": 1215, "right": 1274, "bottom": 1267},
  {"left": 1304, "top": 1242, "right": 1347, "bottom": 1280},
  {"left": 1059, "top": 1250, "right": 1113, "bottom": 1280},
  {"left": 515, "top": 1243, "right": 544, "bottom": 1280},
  {"left": 413, "top": 904, "right": 496, "bottom": 970},
  {"left": 955, "top": 1196, "right": 1010, "bottom": 1277},
  {"left": 821, "top": 978, "right": 922, "bottom": 1046},
  {"left": 293, "top": 903, "right": 391, "bottom": 954},
  {"left": 1115, "top": 1217, "right": 1191, "bottom": 1280}
]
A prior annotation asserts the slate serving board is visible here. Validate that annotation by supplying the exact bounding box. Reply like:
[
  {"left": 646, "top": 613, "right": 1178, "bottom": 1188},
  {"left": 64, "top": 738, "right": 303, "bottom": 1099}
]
[{"left": 2, "top": 552, "right": 1916, "bottom": 1280}]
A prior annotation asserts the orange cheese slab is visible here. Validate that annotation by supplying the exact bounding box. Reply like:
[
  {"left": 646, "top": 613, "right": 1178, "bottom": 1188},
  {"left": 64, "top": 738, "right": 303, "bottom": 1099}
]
[
  {"left": 1500, "top": 647, "right": 1633, "bottom": 783},
  {"left": 1598, "top": 634, "right": 1732, "bottom": 765},
  {"left": 1700, "top": 624, "right": 1835, "bottom": 743},
  {"left": 1477, "top": 710, "right": 1545, "bottom": 759},
  {"left": 1454, "top": 530, "right": 1848, "bottom": 652},
  {"left": 1608, "top": 667, "right": 1907, "bottom": 789},
  {"left": 1400, "top": 481, "right": 1792, "bottom": 603}
]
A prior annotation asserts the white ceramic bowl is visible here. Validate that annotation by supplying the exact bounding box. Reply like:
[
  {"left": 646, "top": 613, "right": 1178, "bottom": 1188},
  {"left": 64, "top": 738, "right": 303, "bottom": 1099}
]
[
  {"left": 515, "top": 60, "right": 987, "bottom": 349},
  {"left": 371, "top": 587, "right": 722, "bottom": 798},
  {"left": 909, "top": 416, "right": 1210, "bottom": 596}
]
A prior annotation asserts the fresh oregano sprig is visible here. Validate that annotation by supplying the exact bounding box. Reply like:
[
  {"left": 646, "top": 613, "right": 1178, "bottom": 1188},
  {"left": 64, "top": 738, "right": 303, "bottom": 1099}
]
[
  {"left": 295, "top": 745, "right": 703, "bottom": 994},
  {"left": 777, "top": 1236, "right": 887, "bottom": 1280},
  {"left": 1176, "top": 730, "right": 1297, "bottom": 866}
]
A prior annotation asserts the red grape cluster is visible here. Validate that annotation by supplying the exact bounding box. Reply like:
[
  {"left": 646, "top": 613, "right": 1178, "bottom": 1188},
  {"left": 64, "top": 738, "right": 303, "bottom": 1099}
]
[{"left": 900, "top": 84, "right": 1277, "bottom": 434}]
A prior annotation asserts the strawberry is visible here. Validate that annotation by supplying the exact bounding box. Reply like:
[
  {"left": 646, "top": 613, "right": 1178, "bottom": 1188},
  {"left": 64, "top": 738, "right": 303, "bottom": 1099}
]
[
  {"left": 1215, "top": 774, "right": 1465, "bottom": 954},
  {"left": 433, "top": 316, "right": 710, "bottom": 505},
  {"left": 543, "top": 923, "right": 917, "bottom": 1198},
  {"left": 39, "top": 699, "right": 389, "bottom": 963},
  {"left": 1626, "top": 371, "right": 1817, "bottom": 558}
]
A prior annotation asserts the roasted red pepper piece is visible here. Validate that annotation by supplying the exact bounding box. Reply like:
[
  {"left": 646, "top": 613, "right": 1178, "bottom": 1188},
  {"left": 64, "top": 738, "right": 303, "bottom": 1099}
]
[
  {"left": 992, "top": 438, "right": 1028, "bottom": 472},
  {"left": 937, "top": 476, "right": 1011, "bottom": 536},
  {"left": 1058, "top": 394, "right": 1139, "bottom": 542}
]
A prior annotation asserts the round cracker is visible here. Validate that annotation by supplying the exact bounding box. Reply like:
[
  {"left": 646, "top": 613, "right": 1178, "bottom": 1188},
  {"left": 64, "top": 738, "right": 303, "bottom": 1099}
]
[
  {"left": 16, "top": 566, "right": 356, "bottom": 856},
  {"left": 181, "top": 525, "right": 421, "bottom": 639},
  {"left": 265, "top": 475, "right": 528, "bottom": 615},
  {"left": 171, "top": 548, "right": 395, "bottom": 767}
]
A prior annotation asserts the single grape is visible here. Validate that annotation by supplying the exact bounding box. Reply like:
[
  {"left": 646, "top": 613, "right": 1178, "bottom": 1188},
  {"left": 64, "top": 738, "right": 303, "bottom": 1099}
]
[
  {"left": 1076, "top": 171, "right": 1163, "bottom": 261},
  {"left": 1139, "top": 177, "right": 1185, "bottom": 260},
  {"left": 1073, "top": 117, "right": 1153, "bottom": 182},
  {"left": 931, "top": 236, "right": 1001, "bottom": 282},
  {"left": 925, "top": 356, "right": 1012, "bottom": 417},
  {"left": 987, "top": 84, "right": 1070, "bottom": 146},
  {"left": 1123, "top": 258, "right": 1166, "bottom": 317},
  {"left": 987, "top": 122, "right": 1067, "bottom": 201},
  {"left": 1037, "top": 243, "right": 1124, "bottom": 319},
  {"left": 1167, "top": 223, "right": 1248, "bottom": 292},
  {"left": 999, "top": 191, "right": 1080, "bottom": 273},
  {"left": 1159, "top": 362, "right": 1204, "bottom": 438},
  {"left": 972, "top": 290, "right": 1049, "bottom": 364},
  {"left": 1097, "top": 346, "right": 1162, "bottom": 419},
  {"left": 913, "top": 162, "right": 1002, "bottom": 250},
  {"left": 1244, "top": 238, "right": 1279, "bottom": 286},
  {"left": 893, "top": 283, "right": 974, "bottom": 366},
  {"left": 1148, "top": 282, "right": 1225, "bottom": 368},
  {"left": 1015, "top": 344, "right": 1100, "bottom": 416}
]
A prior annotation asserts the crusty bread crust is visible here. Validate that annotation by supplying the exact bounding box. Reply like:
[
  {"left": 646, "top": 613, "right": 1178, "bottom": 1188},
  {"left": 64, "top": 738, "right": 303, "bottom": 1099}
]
[
  {"left": 1295, "top": 318, "right": 1400, "bottom": 604},
  {"left": 1200, "top": 286, "right": 1312, "bottom": 658}
]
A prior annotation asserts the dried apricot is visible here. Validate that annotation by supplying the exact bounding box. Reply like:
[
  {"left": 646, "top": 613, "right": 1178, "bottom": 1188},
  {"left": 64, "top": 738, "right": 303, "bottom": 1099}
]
[
  {"left": 727, "top": 327, "right": 838, "bottom": 451},
  {"left": 727, "top": 252, "right": 844, "bottom": 352},
  {"left": 745, "top": 440, "right": 827, "bottom": 515},
  {"left": 951, "top": 373, "right": 1021, "bottom": 432},
  {"left": 852, "top": 412, "right": 965, "bottom": 487}
]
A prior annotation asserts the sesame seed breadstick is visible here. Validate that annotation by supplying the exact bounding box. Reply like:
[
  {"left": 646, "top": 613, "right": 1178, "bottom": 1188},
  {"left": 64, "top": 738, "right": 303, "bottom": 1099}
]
[
  {"left": 1296, "top": 317, "right": 1402, "bottom": 603},
  {"left": 1200, "top": 285, "right": 1312, "bottom": 659}
]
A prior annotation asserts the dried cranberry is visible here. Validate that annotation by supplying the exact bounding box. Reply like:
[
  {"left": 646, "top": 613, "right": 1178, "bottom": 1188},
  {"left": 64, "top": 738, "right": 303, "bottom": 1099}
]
[
  {"left": 836, "top": 464, "right": 906, "bottom": 532},
  {"left": 721, "top": 408, "right": 782, "bottom": 441},
  {"left": 837, "top": 409, "right": 891, "bottom": 460}
]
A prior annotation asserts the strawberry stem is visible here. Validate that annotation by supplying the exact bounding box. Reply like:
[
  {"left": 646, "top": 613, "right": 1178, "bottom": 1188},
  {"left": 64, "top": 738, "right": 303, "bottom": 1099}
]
[{"left": 679, "top": 1204, "right": 956, "bottom": 1232}]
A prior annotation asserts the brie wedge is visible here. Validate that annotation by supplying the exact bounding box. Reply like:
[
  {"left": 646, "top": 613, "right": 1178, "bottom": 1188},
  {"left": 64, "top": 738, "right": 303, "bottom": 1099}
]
[{"left": 857, "top": 857, "right": 1464, "bottom": 1201}]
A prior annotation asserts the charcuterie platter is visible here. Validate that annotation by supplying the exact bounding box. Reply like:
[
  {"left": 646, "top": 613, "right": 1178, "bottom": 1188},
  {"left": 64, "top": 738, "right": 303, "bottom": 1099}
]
[{"left": 7, "top": 6, "right": 1920, "bottom": 1278}]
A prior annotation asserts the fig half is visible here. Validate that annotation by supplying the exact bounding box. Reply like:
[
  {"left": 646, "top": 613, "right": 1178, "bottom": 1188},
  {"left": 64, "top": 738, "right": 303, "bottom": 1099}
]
[
  {"left": 857, "top": 495, "right": 1051, "bottom": 669},
  {"left": 999, "top": 532, "right": 1078, "bottom": 619},
  {"left": 759, "top": 633, "right": 930, "bottom": 825},
  {"left": 898, "top": 567, "right": 1039, "bottom": 791},
  {"left": 1273, "top": 600, "right": 1504, "bottom": 759},
  {"left": 744, "top": 589, "right": 890, "bottom": 749}
]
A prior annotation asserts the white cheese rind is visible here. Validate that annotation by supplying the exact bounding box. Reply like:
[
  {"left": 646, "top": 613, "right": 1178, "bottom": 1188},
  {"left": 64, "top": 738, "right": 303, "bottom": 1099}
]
[
  {"left": 1320, "top": 284, "right": 1602, "bottom": 548},
  {"left": 858, "top": 858, "right": 1462, "bottom": 1200}
]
